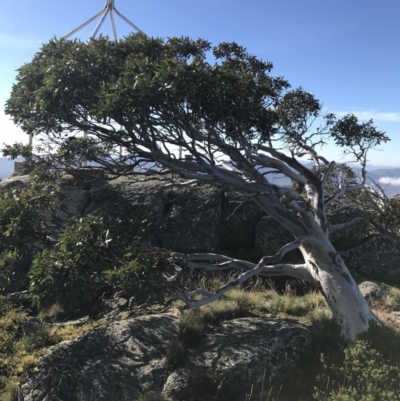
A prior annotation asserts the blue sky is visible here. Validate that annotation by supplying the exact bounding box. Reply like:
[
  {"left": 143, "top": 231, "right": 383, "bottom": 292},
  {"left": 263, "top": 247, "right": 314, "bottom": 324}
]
[{"left": 0, "top": 0, "right": 399, "bottom": 165}]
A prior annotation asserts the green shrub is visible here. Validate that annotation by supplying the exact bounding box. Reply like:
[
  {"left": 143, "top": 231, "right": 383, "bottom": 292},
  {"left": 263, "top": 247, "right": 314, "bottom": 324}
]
[
  {"left": 29, "top": 214, "right": 171, "bottom": 313},
  {"left": 103, "top": 246, "right": 172, "bottom": 304},
  {"left": 29, "top": 215, "right": 126, "bottom": 312},
  {"left": 0, "top": 172, "right": 66, "bottom": 293},
  {"left": 314, "top": 324, "right": 400, "bottom": 401},
  {"left": 0, "top": 297, "right": 27, "bottom": 354},
  {"left": 0, "top": 251, "right": 27, "bottom": 295}
]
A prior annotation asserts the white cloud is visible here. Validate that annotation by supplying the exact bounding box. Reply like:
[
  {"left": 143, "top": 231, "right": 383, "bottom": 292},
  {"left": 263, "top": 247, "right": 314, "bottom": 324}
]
[
  {"left": 0, "top": 106, "right": 29, "bottom": 146},
  {"left": 334, "top": 110, "right": 400, "bottom": 122},
  {"left": 379, "top": 177, "right": 400, "bottom": 186}
]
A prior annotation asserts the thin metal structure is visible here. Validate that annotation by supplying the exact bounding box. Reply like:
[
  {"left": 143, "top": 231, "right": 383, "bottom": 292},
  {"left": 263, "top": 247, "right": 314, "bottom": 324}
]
[
  {"left": 63, "top": 1, "right": 145, "bottom": 163},
  {"left": 63, "top": 0, "right": 143, "bottom": 42}
]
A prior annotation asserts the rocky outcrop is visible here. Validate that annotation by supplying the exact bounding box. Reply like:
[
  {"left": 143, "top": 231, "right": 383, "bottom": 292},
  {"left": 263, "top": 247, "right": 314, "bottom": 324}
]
[
  {"left": 17, "top": 314, "right": 312, "bottom": 401},
  {"left": 356, "top": 279, "right": 400, "bottom": 327},
  {"left": 255, "top": 216, "right": 294, "bottom": 257},
  {"left": 221, "top": 193, "right": 265, "bottom": 254},
  {"left": 2, "top": 174, "right": 399, "bottom": 281},
  {"left": 161, "top": 184, "right": 222, "bottom": 253},
  {"left": 385, "top": 268, "right": 400, "bottom": 287},
  {"left": 59, "top": 174, "right": 91, "bottom": 217},
  {"left": 254, "top": 206, "right": 371, "bottom": 259},
  {"left": 341, "top": 234, "right": 400, "bottom": 280},
  {"left": 18, "top": 314, "right": 178, "bottom": 401},
  {"left": 330, "top": 218, "right": 369, "bottom": 250},
  {"left": 327, "top": 206, "right": 369, "bottom": 226},
  {"left": 328, "top": 207, "right": 370, "bottom": 250},
  {"left": 0, "top": 175, "right": 30, "bottom": 190},
  {"left": 163, "top": 318, "right": 312, "bottom": 401},
  {"left": 356, "top": 279, "right": 392, "bottom": 302}
]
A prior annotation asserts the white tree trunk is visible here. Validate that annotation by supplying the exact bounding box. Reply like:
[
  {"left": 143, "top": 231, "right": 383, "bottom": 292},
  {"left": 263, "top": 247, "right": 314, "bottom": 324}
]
[{"left": 300, "top": 238, "right": 379, "bottom": 340}]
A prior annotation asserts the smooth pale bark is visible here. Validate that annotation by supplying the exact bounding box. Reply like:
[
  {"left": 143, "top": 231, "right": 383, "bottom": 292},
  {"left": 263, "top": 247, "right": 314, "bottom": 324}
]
[{"left": 300, "top": 239, "right": 378, "bottom": 339}]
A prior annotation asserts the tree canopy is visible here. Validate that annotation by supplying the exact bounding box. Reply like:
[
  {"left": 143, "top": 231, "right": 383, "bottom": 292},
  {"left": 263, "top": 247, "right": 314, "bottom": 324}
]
[{"left": 5, "top": 34, "right": 391, "bottom": 339}]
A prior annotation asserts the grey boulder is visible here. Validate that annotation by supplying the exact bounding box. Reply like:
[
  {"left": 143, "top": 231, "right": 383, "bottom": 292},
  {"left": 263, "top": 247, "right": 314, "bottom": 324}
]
[
  {"left": 340, "top": 234, "right": 400, "bottom": 280},
  {"left": 163, "top": 318, "right": 312, "bottom": 401},
  {"left": 356, "top": 279, "right": 392, "bottom": 302},
  {"left": 18, "top": 314, "right": 178, "bottom": 401},
  {"left": 17, "top": 314, "right": 312, "bottom": 401}
]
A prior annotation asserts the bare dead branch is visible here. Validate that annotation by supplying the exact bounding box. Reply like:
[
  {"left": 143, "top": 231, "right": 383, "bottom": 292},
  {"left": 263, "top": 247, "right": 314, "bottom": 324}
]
[{"left": 173, "top": 236, "right": 320, "bottom": 307}]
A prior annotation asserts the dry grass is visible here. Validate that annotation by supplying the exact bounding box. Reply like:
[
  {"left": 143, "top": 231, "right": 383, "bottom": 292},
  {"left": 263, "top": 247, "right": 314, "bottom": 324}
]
[
  {"left": 164, "top": 339, "right": 186, "bottom": 371},
  {"left": 372, "top": 308, "right": 399, "bottom": 327},
  {"left": 0, "top": 296, "right": 108, "bottom": 401},
  {"left": 363, "top": 286, "right": 400, "bottom": 329},
  {"left": 176, "top": 278, "right": 331, "bottom": 351},
  {"left": 0, "top": 380, "right": 18, "bottom": 401},
  {"left": 15, "top": 354, "right": 40, "bottom": 374},
  {"left": 37, "top": 303, "right": 64, "bottom": 320},
  {"left": 385, "top": 287, "right": 400, "bottom": 309},
  {"left": 47, "top": 319, "right": 107, "bottom": 343}
]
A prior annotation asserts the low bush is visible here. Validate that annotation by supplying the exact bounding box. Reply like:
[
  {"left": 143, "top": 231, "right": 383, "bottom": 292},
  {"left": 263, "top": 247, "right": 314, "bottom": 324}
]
[
  {"left": 314, "top": 324, "right": 400, "bottom": 401},
  {"left": 0, "top": 172, "right": 66, "bottom": 293},
  {"left": 29, "top": 214, "right": 172, "bottom": 314}
]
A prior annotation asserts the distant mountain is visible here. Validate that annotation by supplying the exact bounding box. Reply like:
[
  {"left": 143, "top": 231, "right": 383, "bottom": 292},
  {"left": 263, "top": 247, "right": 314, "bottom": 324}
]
[{"left": 259, "top": 163, "right": 400, "bottom": 198}]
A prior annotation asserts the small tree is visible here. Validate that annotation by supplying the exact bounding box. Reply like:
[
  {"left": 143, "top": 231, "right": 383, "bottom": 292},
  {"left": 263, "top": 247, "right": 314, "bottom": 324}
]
[
  {"left": 0, "top": 166, "right": 67, "bottom": 292},
  {"left": 5, "top": 34, "right": 390, "bottom": 339}
]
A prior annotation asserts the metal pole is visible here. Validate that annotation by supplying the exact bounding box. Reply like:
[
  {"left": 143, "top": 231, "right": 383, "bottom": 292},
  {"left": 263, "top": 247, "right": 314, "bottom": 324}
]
[
  {"left": 63, "top": 0, "right": 144, "bottom": 40},
  {"left": 113, "top": 7, "right": 143, "bottom": 33},
  {"left": 63, "top": 0, "right": 146, "bottom": 166},
  {"left": 110, "top": 8, "right": 118, "bottom": 41},
  {"left": 63, "top": 8, "right": 105, "bottom": 39},
  {"left": 91, "top": 8, "right": 110, "bottom": 39}
]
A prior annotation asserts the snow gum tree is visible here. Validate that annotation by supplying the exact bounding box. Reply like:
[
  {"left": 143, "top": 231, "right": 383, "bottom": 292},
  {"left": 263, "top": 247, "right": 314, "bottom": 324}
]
[{"left": 5, "top": 34, "right": 390, "bottom": 339}]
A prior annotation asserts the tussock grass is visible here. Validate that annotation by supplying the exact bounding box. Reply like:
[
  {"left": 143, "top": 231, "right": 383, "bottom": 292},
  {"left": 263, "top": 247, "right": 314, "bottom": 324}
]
[
  {"left": 0, "top": 380, "right": 18, "bottom": 401},
  {"left": 15, "top": 326, "right": 52, "bottom": 353},
  {"left": 176, "top": 278, "right": 330, "bottom": 352},
  {"left": 372, "top": 308, "right": 398, "bottom": 326},
  {"left": 47, "top": 319, "right": 107, "bottom": 343},
  {"left": 15, "top": 354, "right": 40, "bottom": 374},
  {"left": 37, "top": 303, "right": 64, "bottom": 320},
  {"left": 0, "top": 296, "right": 108, "bottom": 399},
  {"left": 164, "top": 339, "right": 186, "bottom": 371},
  {"left": 385, "top": 287, "right": 400, "bottom": 309},
  {"left": 361, "top": 286, "right": 400, "bottom": 330},
  {"left": 178, "top": 309, "right": 206, "bottom": 345}
]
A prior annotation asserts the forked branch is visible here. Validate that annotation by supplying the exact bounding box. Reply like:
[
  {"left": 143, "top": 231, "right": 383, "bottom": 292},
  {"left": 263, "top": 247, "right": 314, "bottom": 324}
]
[{"left": 173, "top": 236, "right": 319, "bottom": 307}]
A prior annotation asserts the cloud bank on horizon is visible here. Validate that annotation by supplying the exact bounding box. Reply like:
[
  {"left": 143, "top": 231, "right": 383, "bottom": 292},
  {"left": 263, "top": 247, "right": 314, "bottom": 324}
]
[{"left": 379, "top": 177, "right": 400, "bottom": 186}]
